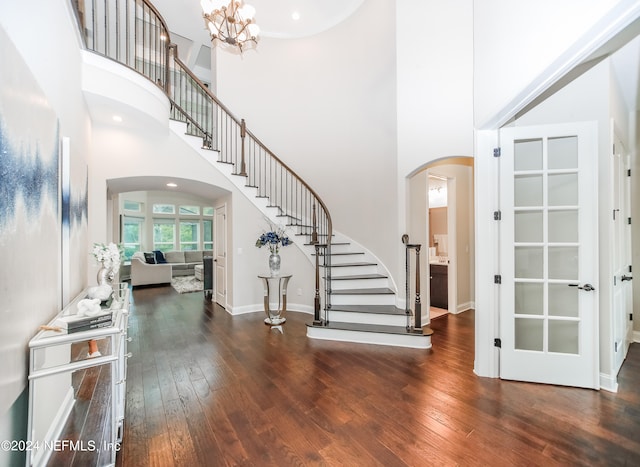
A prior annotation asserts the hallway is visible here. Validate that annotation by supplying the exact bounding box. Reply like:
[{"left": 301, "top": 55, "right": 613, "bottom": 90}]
[{"left": 113, "top": 285, "right": 640, "bottom": 466}]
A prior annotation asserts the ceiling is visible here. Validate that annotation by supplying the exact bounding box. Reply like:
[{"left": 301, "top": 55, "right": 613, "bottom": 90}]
[{"left": 107, "top": 1, "right": 639, "bottom": 200}]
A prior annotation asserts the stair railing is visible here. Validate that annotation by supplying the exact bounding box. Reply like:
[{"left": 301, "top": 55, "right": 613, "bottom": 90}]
[
  {"left": 402, "top": 234, "right": 423, "bottom": 332},
  {"left": 72, "top": 0, "right": 332, "bottom": 320}
]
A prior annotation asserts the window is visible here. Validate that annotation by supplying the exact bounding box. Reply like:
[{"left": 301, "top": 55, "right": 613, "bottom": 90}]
[
  {"left": 203, "top": 219, "right": 213, "bottom": 250},
  {"left": 153, "top": 204, "right": 175, "bottom": 214},
  {"left": 153, "top": 218, "right": 175, "bottom": 252},
  {"left": 179, "top": 205, "right": 200, "bottom": 215},
  {"left": 180, "top": 220, "right": 199, "bottom": 251},
  {"left": 203, "top": 207, "right": 214, "bottom": 216},
  {"left": 122, "top": 216, "right": 144, "bottom": 260},
  {"left": 123, "top": 200, "right": 142, "bottom": 212}
]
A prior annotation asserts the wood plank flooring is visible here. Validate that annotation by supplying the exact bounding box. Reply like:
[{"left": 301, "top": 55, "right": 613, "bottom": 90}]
[{"left": 114, "top": 285, "right": 640, "bottom": 466}]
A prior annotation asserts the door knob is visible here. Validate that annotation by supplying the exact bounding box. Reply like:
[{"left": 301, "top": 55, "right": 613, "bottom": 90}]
[
  {"left": 569, "top": 283, "right": 595, "bottom": 291},
  {"left": 621, "top": 275, "right": 633, "bottom": 281}
]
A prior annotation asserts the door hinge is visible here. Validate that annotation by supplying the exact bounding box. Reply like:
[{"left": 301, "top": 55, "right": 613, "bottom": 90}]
[
  {"left": 628, "top": 218, "right": 632, "bottom": 225},
  {"left": 615, "top": 341, "right": 618, "bottom": 353},
  {"left": 494, "top": 338, "right": 502, "bottom": 348},
  {"left": 628, "top": 169, "right": 631, "bottom": 177},
  {"left": 614, "top": 276, "right": 617, "bottom": 286},
  {"left": 494, "top": 210, "right": 501, "bottom": 221},
  {"left": 494, "top": 275, "right": 502, "bottom": 284},
  {"left": 493, "top": 147, "right": 501, "bottom": 157},
  {"left": 630, "top": 313, "right": 634, "bottom": 321},
  {"left": 629, "top": 265, "right": 632, "bottom": 273}
]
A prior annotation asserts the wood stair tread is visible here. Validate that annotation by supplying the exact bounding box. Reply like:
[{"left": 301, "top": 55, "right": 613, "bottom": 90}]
[
  {"left": 329, "top": 304, "right": 405, "bottom": 314},
  {"left": 330, "top": 288, "right": 395, "bottom": 295},
  {"left": 308, "top": 321, "right": 433, "bottom": 336},
  {"left": 331, "top": 274, "right": 388, "bottom": 280},
  {"left": 312, "top": 252, "right": 364, "bottom": 256},
  {"left": 322, "top": 262, "right": 377, "bottom": 268}
]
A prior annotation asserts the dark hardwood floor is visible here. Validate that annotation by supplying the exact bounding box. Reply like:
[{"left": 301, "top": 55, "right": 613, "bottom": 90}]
[{"left": 112, "top": 285, "right": 640, "bottom": 466}]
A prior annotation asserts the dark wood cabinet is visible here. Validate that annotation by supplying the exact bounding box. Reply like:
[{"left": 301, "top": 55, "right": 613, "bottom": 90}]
[{"left": 430, "top": 264, "right": 448, "bottom": 309}]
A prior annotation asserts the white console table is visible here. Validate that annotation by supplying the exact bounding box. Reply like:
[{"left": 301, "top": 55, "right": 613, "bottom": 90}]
[{"left": 27, "top": 284, "right": 131, "bottom": 467}]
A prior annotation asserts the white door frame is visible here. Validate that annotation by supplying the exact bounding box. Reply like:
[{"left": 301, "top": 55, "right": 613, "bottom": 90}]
[
  {"left": 473, "top": 3, "right": 640, "bottom": 380},
  {"left": 610, "top": 126, "right": 633, "bottom": 377},
  {"left": 215, "top": 203, "right": 227, "bottom": 308}
]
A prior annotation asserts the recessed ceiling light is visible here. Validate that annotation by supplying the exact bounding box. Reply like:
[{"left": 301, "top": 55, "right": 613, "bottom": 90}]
[
  {"left": 112, "top": 115, "right": 123, "bottom": 123},
  {"left": 291, "top": 11, "right": 300, "bottom": 21},
  {"left": 166, "top": 182, "right": 178, "bottom": 188}
]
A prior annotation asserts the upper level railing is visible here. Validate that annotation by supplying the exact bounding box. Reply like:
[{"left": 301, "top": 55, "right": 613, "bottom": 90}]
[{"left": 72, "top": 0, "right": 333, "bottom": 320}]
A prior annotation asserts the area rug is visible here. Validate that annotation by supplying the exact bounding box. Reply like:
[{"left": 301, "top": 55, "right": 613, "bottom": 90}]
[{"left": 171, "top": 276, "right": 203, "bottom": 294}]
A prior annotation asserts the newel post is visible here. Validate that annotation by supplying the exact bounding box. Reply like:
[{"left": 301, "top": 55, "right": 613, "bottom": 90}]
[
  {"left": 414, "top": 245, "right": 422, "bottom": 329},
  {"left": 239, "top": 118, "right": 247, "bottom": 176},
  {"left": 313, "top": 244, "right": 322, "bottom": 325}
]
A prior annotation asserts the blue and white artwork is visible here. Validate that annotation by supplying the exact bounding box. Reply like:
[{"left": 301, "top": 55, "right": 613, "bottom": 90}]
[
  {"left": 61, "top": 137, "right": 88, "bottom": 300},
  {"left": 0, "top": 30, "right": 61, "bottom": 415}
]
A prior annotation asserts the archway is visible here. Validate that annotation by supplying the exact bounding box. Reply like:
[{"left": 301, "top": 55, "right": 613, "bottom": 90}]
[{"left": 407, "top": 156, "right": 474, "bottom": 323}]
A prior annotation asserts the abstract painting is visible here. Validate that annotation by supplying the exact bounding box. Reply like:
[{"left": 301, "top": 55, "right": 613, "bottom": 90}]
[{"left": 0, "top": 29, "right": 61, "bottom": 415}]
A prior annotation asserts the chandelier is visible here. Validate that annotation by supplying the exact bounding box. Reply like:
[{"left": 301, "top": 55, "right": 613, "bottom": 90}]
[{"left": 200, "top": 0, "right": 260, "bottom": 53}]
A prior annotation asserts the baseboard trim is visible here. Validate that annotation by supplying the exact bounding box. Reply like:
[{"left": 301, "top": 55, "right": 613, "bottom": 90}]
[
  {"left": 599, "top": 373, "right": 618, "bottom": 393},
  {"left": 456, "top": 301, "right": 474, "bottom": 314},
  {"left": 227, "top": 303, "right": 314, "bottom": 315}
]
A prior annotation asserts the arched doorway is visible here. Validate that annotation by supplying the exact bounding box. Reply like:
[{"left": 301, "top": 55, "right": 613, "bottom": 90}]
[{"left": 407, "top": 156, "right": 474, "bottom": 323}]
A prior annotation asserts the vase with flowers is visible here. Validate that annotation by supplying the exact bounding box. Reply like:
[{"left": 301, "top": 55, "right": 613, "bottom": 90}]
[
  {"left": 255, "top": 223, "right": 292, "bottom": 276},
  {"left": 92, "top": 242, "right": 124, "bottom": 285}
]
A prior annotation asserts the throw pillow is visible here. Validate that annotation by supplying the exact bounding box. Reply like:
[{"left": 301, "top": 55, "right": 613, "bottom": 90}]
[
  {"left": 153, "top": 250, "right": 167, "bottom": 264},
  {"left": 143, "top": 252, "right": 156, "bottom": 264}
]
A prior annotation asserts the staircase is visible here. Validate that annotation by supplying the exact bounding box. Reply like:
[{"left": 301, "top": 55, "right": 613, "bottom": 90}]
[{"left": 76, "top": 0, "right": 432, "bottom": 349}]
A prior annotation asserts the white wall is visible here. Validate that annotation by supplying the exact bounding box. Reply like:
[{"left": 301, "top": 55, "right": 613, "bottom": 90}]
[
  {"left": 215, "top": 0, "right": 400, "bottom": 283},
  {"left": 396, "top": 0, "right": 474, "bottom": 175},
  {"left": 473, "top": 0, "right": 622, "bottom": 128},
  {"left": 0, "top": 0, "right": 92, "bottom": 463}
]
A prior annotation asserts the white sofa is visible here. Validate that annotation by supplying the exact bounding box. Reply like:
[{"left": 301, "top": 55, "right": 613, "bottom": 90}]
[
  {"left": 130, "top": 250, "right": 209, "bottom": 286},
  {"left": 130, "top": 252, "right": 172, "bottom": 286}
]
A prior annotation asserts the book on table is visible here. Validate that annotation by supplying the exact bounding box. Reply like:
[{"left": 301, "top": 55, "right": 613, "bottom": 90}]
[{"left": 55, "top": 311, "right": 113, "bottom": 332}]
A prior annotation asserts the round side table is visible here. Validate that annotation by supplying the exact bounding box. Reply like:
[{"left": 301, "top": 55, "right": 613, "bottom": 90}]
[{"left": 258, "top": 273, "right": 292, "bottom": 326}]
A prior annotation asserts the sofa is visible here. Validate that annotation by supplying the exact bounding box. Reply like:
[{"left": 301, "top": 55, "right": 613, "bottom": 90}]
[{"left": 130, "top": 250, "right": 207, "bottom": 286}]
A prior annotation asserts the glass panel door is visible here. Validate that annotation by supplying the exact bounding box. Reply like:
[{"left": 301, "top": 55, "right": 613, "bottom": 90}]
[{"left": 500, "top": 122, "right": 598, "bottom": 389}]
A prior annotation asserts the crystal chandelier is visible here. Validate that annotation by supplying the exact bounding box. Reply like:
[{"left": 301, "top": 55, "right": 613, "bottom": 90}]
[{"left": 200, "top": 0, "right": 260, "bottom": 53}]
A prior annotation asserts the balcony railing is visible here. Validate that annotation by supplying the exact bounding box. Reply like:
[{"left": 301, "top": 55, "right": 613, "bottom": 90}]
[{"left": 72, "top": 0, "right": 332, "bottom": 320}]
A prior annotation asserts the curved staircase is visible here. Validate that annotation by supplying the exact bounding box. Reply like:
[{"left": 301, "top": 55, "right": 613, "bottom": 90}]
[{"left": 76, "top": 0, "right": 432, "bottom": 349}]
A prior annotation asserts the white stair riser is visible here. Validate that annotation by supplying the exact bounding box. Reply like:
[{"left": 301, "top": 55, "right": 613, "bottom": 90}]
[
  {"left": 330, "top": 294, "right": 395, "bottom": 306},
  {"left": 327, "top": 265, "right": 379, "bottom": 276},
  {"left": 306, "top": 327, "right": 431, "bottom": 349},
  {"left": 326, "top": 255, "right": 369, "bottom": 265},
  {"left": 329, "top": 278, "right": 389, "bottom": 289},
  {"left": 328, "top": 311, "right": 406, "bottom": 327}
]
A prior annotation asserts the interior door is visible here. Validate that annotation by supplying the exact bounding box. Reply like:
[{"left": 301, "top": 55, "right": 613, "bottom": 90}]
[
  {"left": 499, "top": 122, "right": 599, "bottom": 389},
  {"left": 215, "top": 204, "right": 227, "bottom": 307},
  {"left": 611, "top": 133, "right": 633, "bottom": 374}
]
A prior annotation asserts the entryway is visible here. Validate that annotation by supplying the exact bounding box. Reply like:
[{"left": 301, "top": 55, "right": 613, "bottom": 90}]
[{"left": 407, "top": 156, "right": 475, "bottom": 323}]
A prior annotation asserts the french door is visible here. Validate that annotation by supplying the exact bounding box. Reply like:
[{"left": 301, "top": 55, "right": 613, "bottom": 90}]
[
  {"left": 611, "top": 133, "right": 633, "bottom": 375},
  {"left": 499, "top": 122, "right": 599, "bottom": 389}
]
